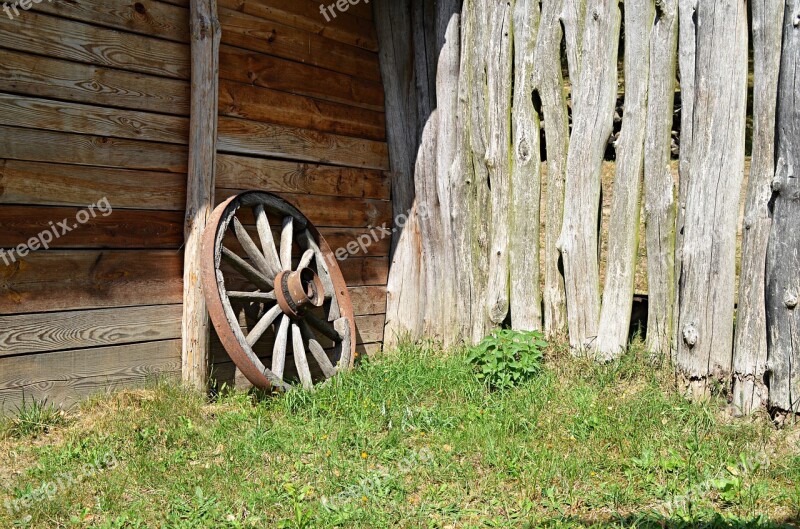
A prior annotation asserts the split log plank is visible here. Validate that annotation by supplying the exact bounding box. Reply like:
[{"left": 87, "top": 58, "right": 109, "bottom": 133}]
[
  {"left": 558, "top": 0, "right": 620, "bottom": 350},
  {"left": 732, "top": 0, "right": 784, "bottom": 414},
  {"left": 676, "top": 0, "right": 748, "bottom": 398},
  {"left": 765, "top": 0, "right": 800, "bottom": 416},
  {"left": 533, "top": 0, "right": 569, "bottom": 338},
  {"left": 594, "top": 0, "right": 650, "bottom": 358},
  {"left": 643, "top": 0, "right": 679, "bottom": 361},
  {"left": 510, "top": 0, "right": 542, "bottom": 331}
]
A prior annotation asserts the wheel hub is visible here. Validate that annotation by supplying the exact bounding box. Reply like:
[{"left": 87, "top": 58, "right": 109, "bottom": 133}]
[{"left": 275, "top": 267, "right": 325, "bottom": 319}]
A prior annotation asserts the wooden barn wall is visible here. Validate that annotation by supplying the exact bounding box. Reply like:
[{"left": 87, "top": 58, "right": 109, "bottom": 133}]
[
  {"left": 208, "top": 0, "right": 391, "bottom": 387},
  {"left": 0, "top": 0, "right": 389, "bottom": 408}
]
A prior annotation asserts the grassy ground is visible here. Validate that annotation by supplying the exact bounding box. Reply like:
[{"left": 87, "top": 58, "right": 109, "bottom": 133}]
[{"left": 1, "top": 342, "right": 799, "bottom": 528}]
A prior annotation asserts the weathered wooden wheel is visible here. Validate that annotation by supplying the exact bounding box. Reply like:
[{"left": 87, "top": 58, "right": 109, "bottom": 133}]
[{"left": 201, "top": 191, "right": 356, "bottom": 391}]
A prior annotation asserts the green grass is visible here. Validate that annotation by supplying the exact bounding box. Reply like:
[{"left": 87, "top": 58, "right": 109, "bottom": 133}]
[{"left": 1, "top": 341, "right": 799, "bottom": 528}]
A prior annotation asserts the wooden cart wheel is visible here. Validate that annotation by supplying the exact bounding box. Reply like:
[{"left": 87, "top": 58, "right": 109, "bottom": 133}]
[{"left": 201, "top": 191, "right": 356, "bottom": 391}]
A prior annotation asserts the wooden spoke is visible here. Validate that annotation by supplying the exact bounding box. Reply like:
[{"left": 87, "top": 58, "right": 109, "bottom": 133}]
[
  {"left": 297, "top": 230, "right": 338, "bottom": 317},
  {"left": 272, "top": 314, "right": 290, "bottom": 379},
  {"left": 254, "top": 204, "right": 283, "bottom": 277},
  {"left": 280, "top": 216, "right": 293, "bottom": 271},
  {"left": 246, "top": 304, "right": 282, "bottom": 346},
  {"left": 221, "top": 247, "right": 272, "bottom": 291},
  {"left": 300, "top": 320, "right": 337, "bottom": 378},
  {"left": 298, "top": 249, "right": 315, "bottom": 270},
  {"left": 334, "top": 317, "right": 353, "bottom": 371},
  {"left": 227, "top": 291, "right": 276, "bottom": 302},
  {"left": 232, "top": 216, "right": 275, "bottom": 279},
  {"left": 291, "top": 322, "right": 314, "bottom": 390},
  {"left": 306, "top": 312, "right": 343, "bottom": 343}
]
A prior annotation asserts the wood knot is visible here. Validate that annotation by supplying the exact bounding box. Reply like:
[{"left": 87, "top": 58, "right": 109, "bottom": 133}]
[
  {"left": 682, "top": 324, "right": 699, "bottom": 347},
  {"left": 133, "top": 2, "right": 146, "bottom": 15},
  {"left": 593, "top": 10, "right": 599, "bottom": 20},
  {"left": 266, "top": 29, "right": 277, "bottom": 43},
  {"left": 772, "top": 177, "right": 782, "bottom": 192},
  {"left": 783, "top": 291, "right": 798, "bottom": 309}
]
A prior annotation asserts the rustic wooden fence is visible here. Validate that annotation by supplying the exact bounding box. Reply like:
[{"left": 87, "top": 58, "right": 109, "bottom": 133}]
[{"left": 375, "top": 0, "right": 800, "bottom": 419}]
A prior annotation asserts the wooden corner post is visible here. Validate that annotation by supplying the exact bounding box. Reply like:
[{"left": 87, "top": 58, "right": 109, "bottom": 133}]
[{"left": 182, "top": 0, "right": 221, "bottom": 390}]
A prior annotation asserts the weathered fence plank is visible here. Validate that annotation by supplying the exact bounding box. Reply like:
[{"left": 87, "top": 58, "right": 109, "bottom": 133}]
[
  {"left": 594, "top": 0, "right": 651, "bottom": 359},
  {"left": 534, "top": 0, "right": 569, "bottom": 338},
  {"left": 558, "top": 0, "right": 620, "bottom": 351},
  {"left": 732, "top": 0, "right": 784, "bottom": 415},
  {"left": 766, "top": 0, "right": 800, "bottom": 418},
  {"left": 510, "top": 0, "right": 542, "bottom": 331},
  {"left": 643, "top": 0, "right": 678, "bottom": 361},
  {"left": 676, "top": 0, "right": 748, "bottom": 398}
]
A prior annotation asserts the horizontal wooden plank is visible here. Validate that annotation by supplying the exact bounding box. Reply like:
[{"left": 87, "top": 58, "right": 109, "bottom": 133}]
[
  {"left": 0, "top": 250, "right": 183, "bottom": 315},
  {"left": 32, "top": 0, "right": 190, "bottom": 43},
  {"left": 219, "top": 79, "right": 385, "bottom": 141},
  {"left": 0, "top": 160, "right": 187, "bottom": 211},
  {"left": 217, "top": 0, "right": 378, "bottom": 52},
  {"left": 216, "top": 189, "right": 392, "bottom": 228},
  {"left": 0, "top": 305, "right": 182, "bottom": 357},
  {"left": 219, "top": 45, "right": 384, "bottom": 111},
  {"left": 216, "top": 154, "right": 389, "bottom": 199},
  {"left": 219, "top": 7, "right": 381, "bottom": 82},
  {"left": 0, "top": 94, "right": 189, "bottom": 145},
  {"left": 0, "top": 50, "right": 190, "bottom": 115},
  {"left": 0, "top": 206, "right": 183, "bottom": 250},
  {"left": 327, "top": 0, "right": 373, "bottom": 20},
  {"left": 0, "top": 339, "right": 181, "bottom": 412},
  {"left": 340, "top": 257, "right": 388, "bottom": 286},
  {"left": 0, "top": 126, "right": 187, "bottom": 173},
  {"left": 217, "top": 117, "right": 389, "bottom": 170},
  {"left": 348, "top": 286, "right": 387, "bottom": 315},
  {"left": 0, "top": 11, "right": 190, "bottom": 79}
]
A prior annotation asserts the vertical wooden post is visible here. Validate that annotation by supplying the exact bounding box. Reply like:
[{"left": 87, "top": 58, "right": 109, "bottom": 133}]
[{"left": 182, "top": 0, "right": 220, "bottom": 390}]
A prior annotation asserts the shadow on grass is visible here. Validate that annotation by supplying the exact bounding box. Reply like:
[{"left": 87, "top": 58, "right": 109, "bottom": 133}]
[{"left": 534, "top": 513, "right": 798, "bottom": 529}]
